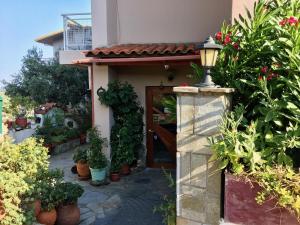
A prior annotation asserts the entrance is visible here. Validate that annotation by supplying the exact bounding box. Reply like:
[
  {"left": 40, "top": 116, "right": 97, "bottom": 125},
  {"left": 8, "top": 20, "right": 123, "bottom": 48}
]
[{"left": 146, "top": 86, "right": 176, "bottom": 169}]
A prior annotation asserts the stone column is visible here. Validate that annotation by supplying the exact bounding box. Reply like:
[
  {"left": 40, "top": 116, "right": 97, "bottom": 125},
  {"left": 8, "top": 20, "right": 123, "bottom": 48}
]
[{"left": 174, "top": 86, "right": 234, "bottom": 225}]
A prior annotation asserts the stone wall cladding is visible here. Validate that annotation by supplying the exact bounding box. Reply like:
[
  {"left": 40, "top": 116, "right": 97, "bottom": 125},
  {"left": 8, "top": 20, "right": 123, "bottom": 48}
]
[
  {"left": 174, "top": 87, "right": 234, "bottom": 225},
  {"left": 53, "top": 138, "right": 81, "bottom": 155}
]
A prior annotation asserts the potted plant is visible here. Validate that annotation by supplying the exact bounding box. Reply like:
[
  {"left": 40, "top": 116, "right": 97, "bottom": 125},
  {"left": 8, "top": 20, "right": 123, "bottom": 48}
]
[
  {"left": 15, "top": 106, "right": 28, "bottom": 129},
  {"left": 35, "top": 169, "right": 63, "bottom": 225},
  {"left": 87, "top": 128, "right": 108, "bottom": 182},
  {"left": 73, "top": 145, "right": 90, "bottom": 179},
  {"left": 56, "top": 182, "right": 84, "bottom": 225},
  {"left": 110, "top": 160, "right": 121, "bottom": 182},
  {"left": 37, "top": 188, "right": 58, "bottom": 225}
]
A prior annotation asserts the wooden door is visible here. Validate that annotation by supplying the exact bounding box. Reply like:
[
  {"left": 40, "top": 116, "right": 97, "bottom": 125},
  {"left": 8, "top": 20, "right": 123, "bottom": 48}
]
[{"left": 146, "top": 86, "right": 176, "bottom": 169}]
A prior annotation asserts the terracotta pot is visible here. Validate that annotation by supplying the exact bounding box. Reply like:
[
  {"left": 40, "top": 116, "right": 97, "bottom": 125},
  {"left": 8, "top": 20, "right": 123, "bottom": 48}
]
[
  {"left": 37, "top": 209, "right": 57, "bottom": 225},
  {"left": 0, "top": 206, "right": 5, "bottom": 221},
  {"left": 6, "top": 121, "right": 13, "bottom": 129},
  {"left": 44, "top": 143, "right": 53, "bottom": 151},
  {"left": 121, "top": 164, "right": 130, "bottom": 175},
  {"left": 76, "top": 162, "right": 90, "bottom": 178},
  {"left": 56, "top": 203, "right": 80, "bottom": 225},
  {"left": 110, "top": 172, "right": 121, "bottom": 182},
  {"left": 79, "top": 134, "right": 86, "bottom": 144},
  {"left": 15, "top": 117, "right": 27, "bottom": 128},
  {"left": 34, "top": 200, "right": 41, "bottom": 217}
]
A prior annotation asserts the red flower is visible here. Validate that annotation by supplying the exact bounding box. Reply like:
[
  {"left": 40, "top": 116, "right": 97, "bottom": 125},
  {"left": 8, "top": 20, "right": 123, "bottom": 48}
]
[
  {"left": 258, "top": 76, "right": 263, "bottom": 81},
  {"left": 180, "top": 82, "right": 189, "bottom": 87},
  {"left": 224, "top": 35, "right": 231, "bottom": 45},
  {"left": 233, "top": 43, "right": 239, "bottom": 50},
  {"left": 288, "top": 16, "right": 298, "bottom": 25},
  {"left": 266, "top": 73, "right": 279, "bottom": 81},
  {"left": 261, "top": 66, "right": 268, "bottom": 74},
  {"left": 215, "top": 32, "right": 222, "bottom": 41},
  {"left": 279, "top": 19, "right": 287, "bottom": 26}
]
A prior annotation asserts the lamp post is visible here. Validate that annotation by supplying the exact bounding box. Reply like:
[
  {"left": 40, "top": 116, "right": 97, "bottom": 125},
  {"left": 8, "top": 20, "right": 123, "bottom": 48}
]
[{"left": 195, "top": 36, "right": 223, "bottom": 87}]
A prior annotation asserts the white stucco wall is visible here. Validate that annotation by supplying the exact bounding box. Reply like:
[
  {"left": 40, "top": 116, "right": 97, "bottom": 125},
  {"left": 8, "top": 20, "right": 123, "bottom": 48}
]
[
  {"left": 232, "top": 0, "right": 256, "bottom": 22},
  {"left": 116, "top": 0, "right": 232, "bottom": 44},
  {"left": 91, "top": 0, "right": 233, "bottom": 46}
]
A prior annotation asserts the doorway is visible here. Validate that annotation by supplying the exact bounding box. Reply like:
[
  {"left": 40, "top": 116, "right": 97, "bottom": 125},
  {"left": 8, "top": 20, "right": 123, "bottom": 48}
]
[{"left": 146, "top": 86, "right": 176, "bottom": 169}]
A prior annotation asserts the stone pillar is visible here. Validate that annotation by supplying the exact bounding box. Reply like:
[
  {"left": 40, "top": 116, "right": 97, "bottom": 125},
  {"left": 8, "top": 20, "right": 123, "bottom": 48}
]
[{"left": 174, "top": 86, "right": 234, "bottom": 225}]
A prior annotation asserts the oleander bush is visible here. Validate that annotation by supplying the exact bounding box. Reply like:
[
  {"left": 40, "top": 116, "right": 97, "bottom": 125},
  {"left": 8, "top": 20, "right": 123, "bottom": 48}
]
[{"left": 207, "top": 0, "right": 300, "bottom": 218}]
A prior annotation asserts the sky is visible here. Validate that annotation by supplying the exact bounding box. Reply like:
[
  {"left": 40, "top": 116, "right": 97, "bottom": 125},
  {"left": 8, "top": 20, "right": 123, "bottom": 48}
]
[{"left": 0, "top": 0, "right": 91, "bottom": 82}]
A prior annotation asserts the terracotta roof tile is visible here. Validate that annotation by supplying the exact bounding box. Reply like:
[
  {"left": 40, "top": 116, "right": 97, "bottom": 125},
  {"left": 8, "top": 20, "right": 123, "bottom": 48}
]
[{"left": 84, "top": 43, "right": 198, "bottom": 58}]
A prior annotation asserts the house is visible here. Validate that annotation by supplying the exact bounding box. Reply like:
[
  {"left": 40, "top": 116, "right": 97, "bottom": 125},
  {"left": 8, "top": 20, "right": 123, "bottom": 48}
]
[{"left": 37, "top": 0, "right": 255, "bottom": 168}]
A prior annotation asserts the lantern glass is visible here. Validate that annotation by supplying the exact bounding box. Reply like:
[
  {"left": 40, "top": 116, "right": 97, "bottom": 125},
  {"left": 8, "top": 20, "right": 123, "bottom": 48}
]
[{"left": 200, "top": 49, "right": 219, "bottom": 67}]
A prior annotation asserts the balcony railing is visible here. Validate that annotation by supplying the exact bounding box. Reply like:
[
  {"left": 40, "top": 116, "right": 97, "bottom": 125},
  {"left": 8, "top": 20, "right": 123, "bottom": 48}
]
[{"left": 62, "top": 13, "right": 92, "bottom": 51}]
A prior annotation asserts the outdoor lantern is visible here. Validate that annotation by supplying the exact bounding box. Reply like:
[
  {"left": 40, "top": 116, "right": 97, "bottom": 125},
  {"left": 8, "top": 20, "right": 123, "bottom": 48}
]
[{"left": 195, "top": 36, "right": 223, "bottom": 87}]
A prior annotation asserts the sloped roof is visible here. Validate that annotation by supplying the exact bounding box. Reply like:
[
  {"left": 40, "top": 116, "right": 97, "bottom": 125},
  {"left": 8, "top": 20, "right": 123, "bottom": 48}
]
[{"left": 84, "top": 43, "right": 198, "bottom": 58}]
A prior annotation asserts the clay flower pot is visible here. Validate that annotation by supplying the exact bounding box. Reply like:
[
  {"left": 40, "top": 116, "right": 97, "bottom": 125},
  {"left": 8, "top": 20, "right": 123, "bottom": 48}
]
[
  {"left": 15, "top": 117, "right": 27, "bottom": 129},
  {"left": 34, "top": 200, "right": 41, "bottom": 217},
  {"left": 76, "top": 162, "right": 90, "bottom": 178},
  {"left": 37, "top": 209, "right": 57, "bottom": 225},
  {"left": 79, "top": 134, "right": 86, "bottom": 144},
  {"left": 121, "top": 164, "right": 131, "bottom": 176},
  {"left": 56, "top": 203, "right": 80, "bottom": 225},
  {"left": 110, "top": 172, "right": 121, "bottom": 182}
]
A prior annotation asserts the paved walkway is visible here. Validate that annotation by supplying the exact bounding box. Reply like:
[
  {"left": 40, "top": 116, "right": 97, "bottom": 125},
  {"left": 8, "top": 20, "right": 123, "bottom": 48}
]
[{"left": 50, "top": 150, "right": 175, "bottom": 225}]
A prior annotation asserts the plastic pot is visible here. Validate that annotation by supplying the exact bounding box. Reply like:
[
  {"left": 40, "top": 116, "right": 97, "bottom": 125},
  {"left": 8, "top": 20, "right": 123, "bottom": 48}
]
[
  {"left": 90, "top": 167, "right": 106, "bottom": 182},
  {"left": 56, "top": 203, "right": 80, "bottom": 225},
  {"left": 37, "top": 209, "right": 57, "bottom": 225},
  {"left": 76, "top": 162, "right": 90, "bottom": 178}
]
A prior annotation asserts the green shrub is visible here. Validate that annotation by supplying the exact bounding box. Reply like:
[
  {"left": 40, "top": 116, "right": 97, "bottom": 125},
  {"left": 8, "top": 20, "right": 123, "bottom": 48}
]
[
  {"left": 98, "top": 81, "right": 144, "bottom": 166},
  {"left": 34, "top": 169, "right": 64, "bottom": 211},
  {"left": 210, "top": 0, "right": 300, "bottom": 167},
  {"left": 73, "top": 145, "right": 88, "bottom": 163},
  {"left": 0, "top": 136, "right": 49, "bottom": 225},
  {"left": 87, "top": 127, "right": 107, "bottom": 169},
  {"left": 55, "top": 182, "right": 84, "bottom": 205},
  {"left": 208, "top": 0, "right": 300, "bottom": 217}
]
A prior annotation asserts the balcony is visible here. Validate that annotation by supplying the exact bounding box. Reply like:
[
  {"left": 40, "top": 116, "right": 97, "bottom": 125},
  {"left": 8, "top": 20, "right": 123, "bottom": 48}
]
[{"left": 62, "top": 13, "right": 92, "bottom": 51}]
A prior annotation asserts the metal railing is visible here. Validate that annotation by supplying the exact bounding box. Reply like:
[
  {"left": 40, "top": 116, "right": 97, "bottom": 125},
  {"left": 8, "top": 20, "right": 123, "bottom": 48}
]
[{"left": 62, "top": 13, "right": 92, "bottom": 51}]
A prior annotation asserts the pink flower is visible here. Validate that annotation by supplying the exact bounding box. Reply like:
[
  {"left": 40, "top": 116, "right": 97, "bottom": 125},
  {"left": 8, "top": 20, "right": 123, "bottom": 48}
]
[
  {"left": 215, "top": 32, "right": 222, "bottom": 41},
  {"left": 180, "top": 82, "right": 189, "bottom": 87},
  {"left": 288, "top": 16, "right": 298, "bottom": 25},
  {"left": 258, "top": 76, "right": 263, "bottom": 81},
  {"left": 224, "top": 35, "right": 231, "bottom": 45},
  {"left": 261, "top": 66, "right": 268, "bottom": 74},
  {"left": 279, "top": 19, "right": 287, "bottom": 26}
]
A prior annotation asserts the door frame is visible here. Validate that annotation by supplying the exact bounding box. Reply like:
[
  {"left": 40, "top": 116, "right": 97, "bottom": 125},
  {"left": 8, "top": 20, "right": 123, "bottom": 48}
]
[{"left": 146, "top": 86, "right": 176, "bottom": 169}]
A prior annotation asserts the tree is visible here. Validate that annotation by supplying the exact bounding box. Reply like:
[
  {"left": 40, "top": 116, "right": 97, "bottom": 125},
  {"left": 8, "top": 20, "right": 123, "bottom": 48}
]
[{"left": 4, "top": 47, "right": 88, "bottom": 106}]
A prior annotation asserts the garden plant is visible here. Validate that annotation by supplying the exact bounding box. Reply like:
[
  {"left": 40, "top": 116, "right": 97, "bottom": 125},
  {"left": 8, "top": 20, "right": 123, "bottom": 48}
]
[
  {"left": 98, "top": 81, "right": 144, "bottom": 173},
  {"left": 87, "top": 127, "right": 108, "bottom": 182},
  {"left": 206, "top": 0, "right": 300, "bottom": 219}
]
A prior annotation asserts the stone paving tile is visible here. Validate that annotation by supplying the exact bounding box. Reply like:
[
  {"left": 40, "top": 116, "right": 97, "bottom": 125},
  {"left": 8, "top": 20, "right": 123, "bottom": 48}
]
[{"left": 50, "top": 150, "right": 174, "bottom": 225}]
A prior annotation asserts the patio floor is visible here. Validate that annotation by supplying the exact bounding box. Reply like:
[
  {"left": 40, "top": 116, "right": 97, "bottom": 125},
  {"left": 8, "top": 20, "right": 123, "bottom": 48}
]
[{"left": 50, "top": 150, "right": 175, "bottom": 225}]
